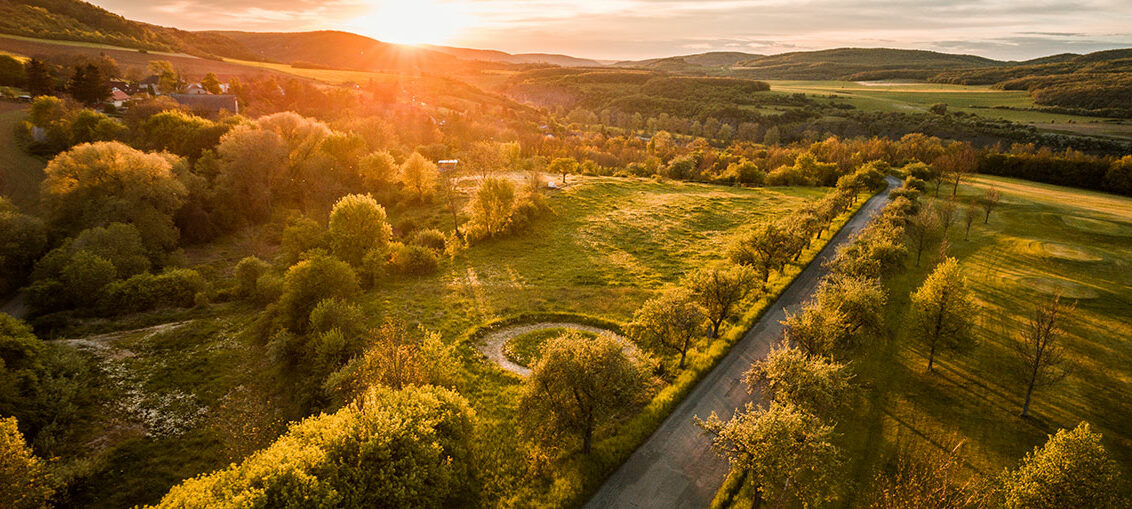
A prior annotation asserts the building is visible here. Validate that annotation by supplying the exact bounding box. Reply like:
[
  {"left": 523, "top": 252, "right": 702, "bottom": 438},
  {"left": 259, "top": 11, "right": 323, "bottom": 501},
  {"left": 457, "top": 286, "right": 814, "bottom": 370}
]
[
  {"left": 167, "top": 94, "right": 239, "bottom": 116},
  {"left": 184, "top": 83, "right": 210, "bottom": 95},
  {"left": 438, "top": 159, "right": 459, "bottom": 172},
  {"left": 109, "top": 89, "right": 132, "bottom": 108}
]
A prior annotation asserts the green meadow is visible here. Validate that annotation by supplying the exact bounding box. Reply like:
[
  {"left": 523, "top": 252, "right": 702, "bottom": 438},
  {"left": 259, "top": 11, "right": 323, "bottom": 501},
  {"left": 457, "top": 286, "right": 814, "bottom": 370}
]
[{"left": 841, "top": 175, "right": 1132, "bottom": 501}]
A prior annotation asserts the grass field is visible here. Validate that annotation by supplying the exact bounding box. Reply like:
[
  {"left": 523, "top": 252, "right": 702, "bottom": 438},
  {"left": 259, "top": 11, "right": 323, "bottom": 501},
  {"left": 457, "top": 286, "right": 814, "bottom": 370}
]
[
  {"left": 769, "top": 80, "right": 1132, "bottom": 138},
  {"left": 504, "top": 327, "right": 599, "bottom": 367},
  {"left": 840, "top": 175, "right": 1132, "bottom": 503}
]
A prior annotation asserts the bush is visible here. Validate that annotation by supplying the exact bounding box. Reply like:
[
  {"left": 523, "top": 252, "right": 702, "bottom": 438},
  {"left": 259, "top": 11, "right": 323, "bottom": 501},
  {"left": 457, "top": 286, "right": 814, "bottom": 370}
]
[
  {"left": 327, "top": 194, "right": 392, "bottom": 266},
  {"left": 308, "top": 298, "right": 365, "bottom": 339},
  {"left": 389, "top": 243, "right": 439, "bottom": 276},
  {"left": 234, "top": 256, "right": 270, "bottom": 299},
  {"left": 276, "top": 254, "right": 360, "bottom": 332},
  {"left": 409, "top": 228, "right": 446, "bottom": 252},
  {"left": 101, "top": 269, "right": 207, "bottom": 314}
]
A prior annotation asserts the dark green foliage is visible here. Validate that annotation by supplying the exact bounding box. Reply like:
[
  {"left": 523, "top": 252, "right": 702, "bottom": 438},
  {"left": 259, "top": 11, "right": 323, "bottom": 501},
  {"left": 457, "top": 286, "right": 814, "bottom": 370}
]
[
  {"left": 409, "top": 228, "right": 446, "bottom": 252},
  {"left": 137, "top": 111, "right": 230, "bottom": 160},
  {"left": 65, "top": 64, "right": 108, "bottom": 105},
  {"left": 0, "top": 314, "right": 45, "bottom": 427},
  {"left": 100, "top": 268, "right": 206, "bottom": 315},
  {"left": 0, "top": 199, "right": 46, "bottom": 295},
  {"left": 233, "top": 256, "right": 269, "bottom": 300},
  {"left": 0, "top": 55, "right": 25, "bottom": 88},
  {"left": 23, "top": 59, "right": 54, "bottom": 97},
  {"left": 276, "top": 254, "right": 360, "bottom": 333},
  {"left": 979, "top": 152, "right": 1123, "bottom": 196}
]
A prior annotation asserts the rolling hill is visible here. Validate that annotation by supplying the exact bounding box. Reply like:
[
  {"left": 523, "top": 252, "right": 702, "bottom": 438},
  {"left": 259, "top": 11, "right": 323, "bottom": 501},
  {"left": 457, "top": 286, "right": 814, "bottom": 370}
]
[{"left": 730, "top": 47, "right": 1004, "bottom": 80}]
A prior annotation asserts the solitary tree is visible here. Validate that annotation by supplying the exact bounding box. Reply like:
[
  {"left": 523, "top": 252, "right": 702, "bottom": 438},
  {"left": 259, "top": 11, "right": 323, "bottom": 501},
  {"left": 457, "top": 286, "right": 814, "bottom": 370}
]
[
  {"left": 548, "top": 157, "right": 578, "bottom": 185},
  {"left": 327, "top": 194, "right": 392, "bottom": 267},
  {"left": 399, "top": 152, "right": 438, "bottom": 201},
  {"left": 909, "top": 258, "right": 976, "bottom": 372},
  {"left": 743, "top": 342, "right": 853, "bottom": 417},
  {"left": 629, "top": 288, "right": 705, "bottom": 368},
  {"left": 1001, "top": 423, "right": 1124, "bottom": 508},
  {"left": 1013, "top": 295, "right": 1074, "bottom": 418},
  {"left": 963, "top": 202, "right": 979, "bottom": 241},
  {"left": 684, "top": 265, "right": 759, "bottom": 338},
  {"left": 907, "top": 206, "right": 940, "bottom": 267},
  {"left": 698, "top": 401, "right": 841, "bottom": 507},
  {"left": 466, "top": 177, "right": 515, "bottom": 238},
  {"left": 936, "top": 198, "right": 958, "bottom": 236},
  {"left": 518, "top": 332, "right": 644, "bottom": 454},
  {"left": 980, "top": 187, "right": 1001, "bottom": 224}
]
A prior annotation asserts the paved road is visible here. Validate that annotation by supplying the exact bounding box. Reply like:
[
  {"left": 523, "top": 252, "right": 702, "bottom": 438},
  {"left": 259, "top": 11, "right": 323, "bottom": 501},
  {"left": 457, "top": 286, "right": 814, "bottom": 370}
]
[{"left": 584, "top": 177, "right": 900, "bottom": 509}]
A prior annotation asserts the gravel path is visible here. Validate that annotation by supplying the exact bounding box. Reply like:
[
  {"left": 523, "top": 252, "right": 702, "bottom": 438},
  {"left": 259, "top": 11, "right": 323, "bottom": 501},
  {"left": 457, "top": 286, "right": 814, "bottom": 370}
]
[{"left": 478, "top": 322, "right": 625, "bottom": 376}]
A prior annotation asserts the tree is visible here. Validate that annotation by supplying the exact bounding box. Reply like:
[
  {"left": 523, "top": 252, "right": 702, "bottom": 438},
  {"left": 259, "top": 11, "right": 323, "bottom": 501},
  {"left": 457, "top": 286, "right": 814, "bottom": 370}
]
[
  {"left": 0, "top": 314, "right": 46, "bottom": 423},
  {"left": 0, "top": 199, "right": 46, "bottom": 294},
  {"left": 465, "top": 141, "right": 503, "bottom": 178},
  {"left": 867, "top": 440, "right": 979, "bottom": 509},
  {"left": 684, "top": 265, "right": 759, "bottom": 338},
  {"left": 154, "top": 385, "right": 478, "bottom": 508},
  {"left": 933, "top": 142, "right": 976, "bottom": 197},
  {"left": 148, "top": 60, "right": 180, "bottom": 93},
  {"left": 0, "top": 417, "right": 53, "bottom": 509},
  {"left": 935, "top": 198, "right": 958, "bottom": 235},
  {"left": 215, "top": 126, "right": 289, "bottom": 223},
  {"left": 359, "top": 151, "right": 398, "bottom": 193},
  {"left": 399, "top": 152, "right": 438, "bottom": 201},
  {"left": 1013, "top": 296, "right": 1074, "bottom": 418},
  {"left": 1000, "top": 423, "right": 1124, "bottom": 509},
  {"left": 327, "top": 194, "right": 391, "bottom": 267},
  {"left": 276, "top": 254, "right": 360, "bottom": 333},
  {"left": 907, "top": 205, "right": 940, "bottom": 267},
  {"left": 200, "top": 72, "right": 222, "bottom": 94},
  {"left": 24, "top": 59, "right": 54, "bottom": 97},
  {"left": 782, "top": 302, "right": 848, "bottom": 357},
  {"left": 518, "top": 332, "right": 644, "bottom": 454},
  {"left": 628, "top": 288, "right": 705, "bottom": 368},
  {"left": 466, "top": 177, "right": 515, "bottom": 238},
  {"left": 963, "top": 202, "right": 979, "bottom": 241},
  {"left": 548, "top": 157, "right": 578, "bottom": 185},
  {"left": 909, "top": 258, "right": 976, "bottom": 372},
  {"left": 698, "top": 402, "right": 841, "bottom": 507},
  {"left": 728, "top": 221, "right": 793, "bottom": 282},
  {"left": 323, "top": 320, "right": 460, "bottom": 404},
  {"left": 66, "top": 64, "right": 109, "bottom": 105},
  {"left": 743, "top": 342, "right": 852, "bottom": 416},
  {"left": 41, "top": 142, "right": 187, "bottom": 256},
  {"left": 813, "top": 273, "right": 886, "bottom": 349},
  {"left": 980, "top": 187, "right": 1001, "bottom": 224}
]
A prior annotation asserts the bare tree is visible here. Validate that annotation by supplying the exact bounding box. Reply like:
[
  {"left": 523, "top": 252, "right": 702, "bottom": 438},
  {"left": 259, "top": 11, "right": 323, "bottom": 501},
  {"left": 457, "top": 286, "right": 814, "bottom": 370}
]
[
  {"left": 907, "top": 206, "right": 940, "bottom": 267},
  {"left": 962, "top": 202, "right": 979, "bottom": 241},
  {"left": 980, "top": 187, "right": 1001, "bottom": 224},
  {"left": 937, "top": 198, "right": 958, "bottom": 236},
  {"left": 1013, "top": 295, "right": 1074, "bottom": 418}
]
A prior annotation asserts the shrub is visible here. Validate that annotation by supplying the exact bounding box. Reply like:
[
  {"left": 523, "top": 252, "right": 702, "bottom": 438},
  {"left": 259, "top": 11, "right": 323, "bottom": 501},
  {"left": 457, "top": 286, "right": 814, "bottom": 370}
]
[
  {"left": 234, "top": 256, "right": 270, "bottom": 299},
  {"left": 152, "top": 385, "right": 478, "bottom": 508},
  {"left": 308, "top": 298, "right": 365, "bottom": 339},
  {"left": 409, "top": 228, "right": 446, "bottom": 252},
  {"left": 388, "top": 243, "right": 439, "bottom": 276},
  {"left": 327, "top": 194, "right": 392, "bottom": 266},
  {"left": 101, "top": 269, "right": 207, "bottom": 314},
  {"left": 276, "top": 254, "right": 360, "bottom": 332}
]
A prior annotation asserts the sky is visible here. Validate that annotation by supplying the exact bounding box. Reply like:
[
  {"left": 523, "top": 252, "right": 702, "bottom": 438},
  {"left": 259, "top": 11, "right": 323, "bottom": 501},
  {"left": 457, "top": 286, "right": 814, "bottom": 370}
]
[{"left": 93, "top": 0, "right": 1132, "bottom": 61}]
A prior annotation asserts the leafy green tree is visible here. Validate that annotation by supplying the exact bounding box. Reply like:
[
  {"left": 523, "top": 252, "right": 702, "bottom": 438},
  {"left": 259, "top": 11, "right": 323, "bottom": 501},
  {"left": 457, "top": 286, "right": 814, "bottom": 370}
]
[
  {"left": 327, "top": 194, "right": 392, "bottom": 267},
  {"left": 234, "top": 256, "right": 269, "bottom": 300},
  {"left": 138, "top": 110, "right": 226, "bottom": 159},
  {"left": 215, "top": 126, "right": 288, "bottom": 223},
  {"left": 280, "top": 215, "right": 325, "bottom": 264},
  {"left": 153, "top": 385, "right": 478, "bottom": 508},
  {"left": 69, "top": 109, "right": 125, "bottom": 145},
  {"left": 1000, "top": 423, "right": 1125, "bottom": 509},
  {"left": 60, "top": 250, "right": 116, "bottom": 303},
  {"left": 388, "top": 243, "right": 440, "bottom": 276},
  {"left": 0, "top": 314, "right": 45, "bottom": 422},
  {"left": 276, "top": 254, "right": 360, "bottom": 333},
  {"left": 71, "top": 222, "right": 151, "bottom": 278},
  {"left": 684, "top": 265, "right": 759, "bottom": 338},
  {"left": 399, "top": 152, "right": 438, "bottom": 201},
  {"left": 41, "top": 142, "right": 187, "bottom": 256},
  {"left": 0, "top": 416, "right": 53, "bottom": 509},
  {"left": 782, "top": 302, "right": 848, "bottom": 357},
  {"left": 466, "top": 176, "right": 515, "bottom": 238},
  {"left": 324, "top": 320, "right": 460, "bottom": 405},
  {"left": 698, "top": 401, "right": 841, "bottom": 507},
  {"left": 518, "top": 332, "right": 644, "bottom": 454},
  {"left": 629, "top": 288, "right": 705, "bottom": 368},
  {"left": 909, "top": 258, "right": 976, "bottom": 372},
  {"left": 813, "top": 273, "right": 886, "bottom": 349},
  {"left": 66, "top": 64, "right": 108, "bottom": 105},
  {"left": 148, "top": 60, "right": 180, "bottom": 93},
  {"left": 743, "top": 342, "right": 852, "bottom": 417},
  {"left": 359, "top": 151, "right": 398, "bottom": 193},
  {"left": 1013, "top": 296, "right": 1074, "bottom": 418},
  {"left": 728, "top": 221, "right": 793, "bottom": 282}
]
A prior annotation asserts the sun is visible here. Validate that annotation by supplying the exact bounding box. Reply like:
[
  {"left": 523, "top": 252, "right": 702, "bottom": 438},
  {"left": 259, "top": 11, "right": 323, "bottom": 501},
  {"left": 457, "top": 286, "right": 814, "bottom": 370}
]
[{"left": 349, "top": 0, "right": 472, "bottom": 46}]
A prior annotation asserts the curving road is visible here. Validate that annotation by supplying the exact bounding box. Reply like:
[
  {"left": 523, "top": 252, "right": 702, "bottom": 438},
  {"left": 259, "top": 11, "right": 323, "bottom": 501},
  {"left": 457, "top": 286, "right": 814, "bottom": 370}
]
[{"left": 584, "top": 177, "right": 900, "bottom": 509}]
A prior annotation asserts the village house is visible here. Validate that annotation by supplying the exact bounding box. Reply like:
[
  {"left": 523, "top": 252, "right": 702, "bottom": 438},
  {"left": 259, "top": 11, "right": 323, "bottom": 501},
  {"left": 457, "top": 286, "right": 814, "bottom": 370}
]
[{"left": 167, "top": 93, "right": 239, "bottom": 116}]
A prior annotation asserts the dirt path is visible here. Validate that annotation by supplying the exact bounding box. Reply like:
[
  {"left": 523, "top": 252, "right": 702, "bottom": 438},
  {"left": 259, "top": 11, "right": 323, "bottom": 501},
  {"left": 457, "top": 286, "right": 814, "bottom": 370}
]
[
  {"left": 584, "top": 177, "right": 900, "bottom": 508},
  {"left": 478, "top": 322, "right": 625, "bottom": 376}
]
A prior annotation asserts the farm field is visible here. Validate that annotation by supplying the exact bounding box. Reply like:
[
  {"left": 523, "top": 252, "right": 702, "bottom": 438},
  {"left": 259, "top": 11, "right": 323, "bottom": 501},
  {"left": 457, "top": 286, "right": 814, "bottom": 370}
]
[
  {"left": 840, "top": 175, "right": 1132, "bottom": 502},
  {"left": 768, "top": 79, "right": 1132, "bottom": 138}
]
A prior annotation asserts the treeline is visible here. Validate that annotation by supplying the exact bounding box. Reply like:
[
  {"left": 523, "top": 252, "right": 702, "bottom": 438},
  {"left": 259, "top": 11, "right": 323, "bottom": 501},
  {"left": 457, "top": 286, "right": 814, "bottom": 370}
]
[{"left": 980, "top": 146, "right": 1132, "bottom": 196}]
